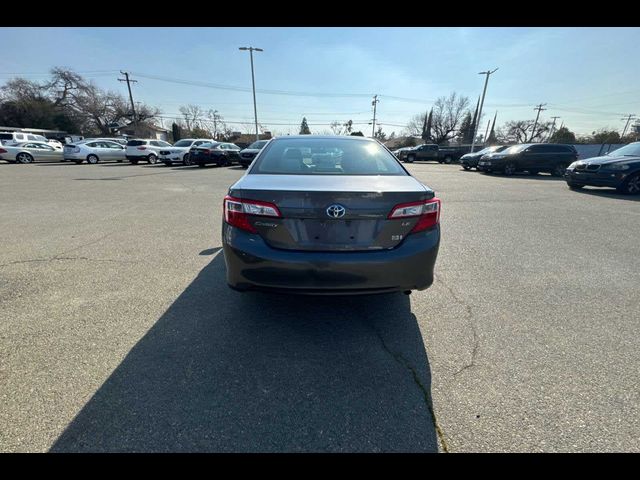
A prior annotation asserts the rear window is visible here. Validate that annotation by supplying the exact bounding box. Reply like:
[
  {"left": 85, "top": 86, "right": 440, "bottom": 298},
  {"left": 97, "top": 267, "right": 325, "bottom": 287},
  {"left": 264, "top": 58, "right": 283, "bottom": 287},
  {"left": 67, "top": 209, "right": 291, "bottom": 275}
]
[
  {"left": 127, "top": 140, "right": 147, "bottom": 147},
  {"left": 251, "top": 138, "right": 407, "bottom": 176},
  {"left": 173, "top": 140, "right": 194, "bottom": 147},
  {"left": 0, "top": 133, "right": 12, "bottom": 140}
]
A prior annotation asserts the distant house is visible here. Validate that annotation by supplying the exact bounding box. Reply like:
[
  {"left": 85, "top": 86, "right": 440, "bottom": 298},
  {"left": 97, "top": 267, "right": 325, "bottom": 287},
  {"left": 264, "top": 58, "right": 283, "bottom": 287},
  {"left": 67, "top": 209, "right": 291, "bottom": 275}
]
[
  {"left": 226, "top": 131, "right": 273, "bottom": 149},
  {"left": 114, "top": 122, "right": 170, "bottom": 141}
]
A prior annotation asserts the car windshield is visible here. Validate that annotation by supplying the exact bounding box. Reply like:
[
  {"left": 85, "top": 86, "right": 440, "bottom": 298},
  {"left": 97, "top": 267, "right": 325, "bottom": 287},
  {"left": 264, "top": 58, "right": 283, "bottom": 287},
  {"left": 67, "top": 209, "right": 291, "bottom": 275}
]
[
  {"left": 503, "top": 145, "right": 528, "bottom": 154},
  {"left": 248, "top": 140, "right": 268, "bottom": 149},
  {"left": 251, "top": 138, "right": 407, "bottom": 176},
  {"left": 173, "top": 140, "right": 194, "bottom": 147},
  {"left": 607, "top": 143, "right": 640, "bottom": 156}
]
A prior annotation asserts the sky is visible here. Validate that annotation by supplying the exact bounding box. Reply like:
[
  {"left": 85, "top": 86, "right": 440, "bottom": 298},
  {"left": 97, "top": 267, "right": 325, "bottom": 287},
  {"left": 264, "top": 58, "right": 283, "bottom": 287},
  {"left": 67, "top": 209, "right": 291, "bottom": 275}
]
[{"left": 1, "top": 27, "right": 640, "bottom": 137}]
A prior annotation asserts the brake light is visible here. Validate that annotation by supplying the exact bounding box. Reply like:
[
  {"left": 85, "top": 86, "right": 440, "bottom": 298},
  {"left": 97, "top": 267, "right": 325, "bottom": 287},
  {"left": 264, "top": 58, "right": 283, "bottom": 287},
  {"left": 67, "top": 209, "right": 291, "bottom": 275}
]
[
  {"left": 388, "top": 197, "right": 441, "bottom": 233},
  {"left": 0, "top": 148, "right": 6, "bottom": 153},
  {"left": 223, "top": 195, "right": 281, "bottom": 233},
  {"left": 137, "top": 146, "right": 147, "bottom": 150}
]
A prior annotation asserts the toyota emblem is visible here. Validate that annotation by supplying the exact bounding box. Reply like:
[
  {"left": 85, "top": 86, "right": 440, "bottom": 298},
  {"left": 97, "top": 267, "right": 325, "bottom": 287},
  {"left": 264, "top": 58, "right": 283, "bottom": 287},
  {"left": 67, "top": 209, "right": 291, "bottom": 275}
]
[{"left": 326, "top": 204, "right": 346, "bottom": 218}]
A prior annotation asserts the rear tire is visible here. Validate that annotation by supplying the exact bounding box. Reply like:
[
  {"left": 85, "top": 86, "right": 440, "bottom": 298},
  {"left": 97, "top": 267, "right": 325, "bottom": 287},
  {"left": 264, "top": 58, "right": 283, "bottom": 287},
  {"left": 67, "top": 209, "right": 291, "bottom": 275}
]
[
  {"left": 183, "top": 153, "right": 191, "bottom": 166},
  {"left": 443, "top": 156, "right": 452, "bottom": 164},
  {"left": 462, "top": 165, "right": 470, "bottom": 171},
  {"left": 567, "top": 182, "right": 584, "bottom": 190},
  {"left": 552, "top": 163, "right": 567, "bottom": 177},
  {"left": 405, "top": 155, "right": 415, "bottom": 163},
  {"left": 147, "top": 154, "right": 157, "bottom": 164},
  {"left": 87, "top": 154, "right": 99, "bottom": 164},
  {"left": 617, "top": 173, "right": 640, "bottom": 195},
  {"left": 17, "top": 153, "right": 34, "bottom": 164}
]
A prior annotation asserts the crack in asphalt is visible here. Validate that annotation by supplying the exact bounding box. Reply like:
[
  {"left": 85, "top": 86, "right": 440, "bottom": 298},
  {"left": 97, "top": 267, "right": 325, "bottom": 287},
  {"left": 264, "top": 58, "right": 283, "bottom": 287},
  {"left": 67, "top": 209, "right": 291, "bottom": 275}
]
[
  {"left": 0, "top": 232, "right": 138, "bottom": 269},
  {"left": 0, "top": 256, "right": 139, "bottom": 268},
  {"left": 435, "top": 273, "right": 480, "bottom": 377},
  {"left": 369, "top": 326, "right": 450, "bottom": 453}
]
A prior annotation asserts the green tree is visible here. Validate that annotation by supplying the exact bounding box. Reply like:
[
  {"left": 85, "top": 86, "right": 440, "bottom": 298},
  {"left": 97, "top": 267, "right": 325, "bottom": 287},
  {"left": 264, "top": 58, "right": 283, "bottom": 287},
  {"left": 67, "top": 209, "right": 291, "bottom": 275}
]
[
  {"left": 374, "top": 126, "right": 386, "bottom": 141},
  {"left": 549, "top": 126, "right": 576, "bottom": 144},
  {"left": 591, "top": 129, "right": 620, "bottom": 144},
  {"left": 171, "top": 122, "right": 181, "bottom": 142},
  {"left": 299, "top": 117, "right": 311, "bottom": 134}
]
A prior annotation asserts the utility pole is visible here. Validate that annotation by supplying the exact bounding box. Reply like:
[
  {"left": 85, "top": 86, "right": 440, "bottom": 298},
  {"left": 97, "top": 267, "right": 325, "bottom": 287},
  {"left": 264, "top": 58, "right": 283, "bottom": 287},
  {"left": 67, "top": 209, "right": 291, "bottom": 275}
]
[
  {"left": 212, "top": 110, "right": 219, "bottom": 140},
  {"left": 239, "top": 47, "right": 263, "bottom": 143},
  {"left": 531, "top": 103, "right": 547, "bottom": 142},
  {"left": 470, "top": 67, "right": 499, "bottom": 152},
  {"left": 371, "top": 95, "right": 379, "bottom": 138},
  {"left": 118, "top": 71, "right": 138, "bottom": 132},
  {"left": 484, "top": 120, "right": 491, "bottom": 146},
  {"left": 620, "top": 114, "right": 636, "bottom": 141},
  {"left": 547, "top": 116, "right": 560, "bottom": 142}
]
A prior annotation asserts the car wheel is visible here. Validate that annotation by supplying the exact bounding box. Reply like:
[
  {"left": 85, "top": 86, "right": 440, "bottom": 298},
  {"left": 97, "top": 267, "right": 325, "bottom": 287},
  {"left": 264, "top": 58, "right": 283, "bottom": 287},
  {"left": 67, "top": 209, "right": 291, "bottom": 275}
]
[
  {"left": 130, "top": 159, "right": 139, "bottom": 165},
  {"left": 183, "top": 153, "right": 191, "bottom": 166},
  {"left": 148, "top": 154, "right": 158, "bottom": 164},
  {"left": 618, "top": 173, "right": 640, "bottom": 195},
  {"left": 16, "top": 153, "right": 34, "bottom": 164},
  {"left": 567, "top": 182, "right": 584, "bottom": 190},
  {"left": 443, "top": 156, "right": 452, "bottom": 164},
  {"left": 462, "top": 165, "right": 470, "bottom": 171},
  {"left": 503, "top": 163, "right": 516, "bottom": 176},
  {"left": 87, "top": 154, "right": 99, "bottom": 164},
  {"left": 405, "top": 155, "right": 415, "bottom": 163},
  {"left": 552, "top": 163, "right": 567, "bottom": 177}
]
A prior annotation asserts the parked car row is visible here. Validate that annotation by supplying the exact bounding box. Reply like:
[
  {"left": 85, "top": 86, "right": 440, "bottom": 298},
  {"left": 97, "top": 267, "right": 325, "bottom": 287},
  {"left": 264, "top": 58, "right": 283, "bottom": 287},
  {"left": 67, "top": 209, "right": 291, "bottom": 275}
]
[{"left": 0, "top": 135, "right": 271, "bottom": 169}]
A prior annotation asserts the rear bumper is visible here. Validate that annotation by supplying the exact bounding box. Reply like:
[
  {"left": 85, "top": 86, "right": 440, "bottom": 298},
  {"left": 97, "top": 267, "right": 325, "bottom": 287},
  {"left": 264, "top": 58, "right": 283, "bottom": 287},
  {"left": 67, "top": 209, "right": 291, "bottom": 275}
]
[
  {"left": 222, "top": 224, "right": 440, "bottom": 294},
  {"left": 564, "top": 169, "right": 625, "bottom": 187}
]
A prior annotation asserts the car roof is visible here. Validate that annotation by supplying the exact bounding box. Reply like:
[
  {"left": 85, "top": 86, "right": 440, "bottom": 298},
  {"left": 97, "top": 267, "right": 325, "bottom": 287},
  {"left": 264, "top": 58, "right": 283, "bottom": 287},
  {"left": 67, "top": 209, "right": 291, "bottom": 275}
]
[{"left": 271, "top": 135, "right": 376, "bottom": 142}]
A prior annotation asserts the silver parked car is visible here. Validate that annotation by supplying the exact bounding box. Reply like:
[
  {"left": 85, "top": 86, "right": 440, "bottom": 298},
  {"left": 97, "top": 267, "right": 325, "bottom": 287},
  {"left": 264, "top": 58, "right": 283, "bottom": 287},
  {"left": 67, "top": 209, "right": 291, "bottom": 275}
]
[
  {"left": 63, "top": 139, "right": 127, "bottom": 164},
  {"left": 0, "top": 141, "right": 63, "bottom": 163}
]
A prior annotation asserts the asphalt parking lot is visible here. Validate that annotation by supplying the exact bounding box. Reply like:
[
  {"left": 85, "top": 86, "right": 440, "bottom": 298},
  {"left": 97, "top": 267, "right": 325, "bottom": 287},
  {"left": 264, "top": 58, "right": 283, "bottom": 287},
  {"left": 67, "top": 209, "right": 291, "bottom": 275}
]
[{"left": 0, "top": 160, "right": 638, "bottom": 452}]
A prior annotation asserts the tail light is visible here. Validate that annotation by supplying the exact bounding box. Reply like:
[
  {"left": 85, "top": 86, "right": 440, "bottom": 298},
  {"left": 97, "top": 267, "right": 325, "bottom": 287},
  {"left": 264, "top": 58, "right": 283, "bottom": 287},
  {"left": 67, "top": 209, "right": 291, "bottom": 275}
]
[
  {"left": 137, "top": 146, "right": 147, "bottom": 150},
  {"left": 224, "top": 195, "right": 281, "bottom": 233},
  {"left": 388, "top": 197, "right": 441, "bottom": 233},
  {"left": 0, "top": 148, "right": 6, "bottom": 153}
]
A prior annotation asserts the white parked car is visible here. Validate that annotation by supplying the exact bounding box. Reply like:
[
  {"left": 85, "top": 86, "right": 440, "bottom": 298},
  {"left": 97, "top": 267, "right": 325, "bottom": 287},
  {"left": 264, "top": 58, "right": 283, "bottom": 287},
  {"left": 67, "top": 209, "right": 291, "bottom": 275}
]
[
  {"left": 125, "top": 139, "right": 173, "bottom": 164},
  {"left": 0, "top": 131, "right": 62, "bottom": 150},
  {"left": 159, "top": 138, "right": 215, "bottom": 166},
  {"left": 63, "top": 139, "right": 127, "bottom": 164},
  {"left": 0, "top": 141, "right": 63, "bottom": 163}
]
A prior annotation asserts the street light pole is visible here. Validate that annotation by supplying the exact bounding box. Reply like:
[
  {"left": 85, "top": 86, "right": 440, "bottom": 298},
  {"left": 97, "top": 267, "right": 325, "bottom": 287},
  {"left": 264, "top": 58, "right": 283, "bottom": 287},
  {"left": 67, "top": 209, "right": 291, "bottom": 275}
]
[
  {"left": 239, "top": 46, "right": 263, "bottom": 143},
  {"left": 470, "top": 67, "right": 498, "bottom": 153}
]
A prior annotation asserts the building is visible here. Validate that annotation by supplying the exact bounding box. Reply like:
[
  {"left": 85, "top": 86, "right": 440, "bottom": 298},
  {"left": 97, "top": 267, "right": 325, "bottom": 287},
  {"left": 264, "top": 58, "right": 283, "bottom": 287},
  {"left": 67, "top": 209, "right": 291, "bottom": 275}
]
[
  {"left": 226, "top": 132, "right": 273, "bottom": 149},
  {"left": 113, "top": 122, "right": 170, "bottom": 141}
]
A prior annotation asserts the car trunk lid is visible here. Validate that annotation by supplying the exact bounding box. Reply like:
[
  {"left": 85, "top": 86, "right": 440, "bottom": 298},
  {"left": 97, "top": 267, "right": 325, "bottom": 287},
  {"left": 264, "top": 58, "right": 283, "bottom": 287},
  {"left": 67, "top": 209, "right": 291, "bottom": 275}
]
[{"left": 230, "top": 175, "right": 433, "bottom": 252}]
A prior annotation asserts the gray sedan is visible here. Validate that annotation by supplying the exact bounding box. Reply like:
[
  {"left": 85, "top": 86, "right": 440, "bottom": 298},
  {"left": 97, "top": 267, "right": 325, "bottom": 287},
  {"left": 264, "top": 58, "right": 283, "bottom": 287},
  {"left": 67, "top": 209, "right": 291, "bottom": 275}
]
[
  {"left": 63, "top": 140, "right": 127, "bottom": 164},
  {"left": 0, "top": 142, "right": 63, "bottom": 163},
  {"left": 222, "top": 135, "right": 441, "bottom": 295}
]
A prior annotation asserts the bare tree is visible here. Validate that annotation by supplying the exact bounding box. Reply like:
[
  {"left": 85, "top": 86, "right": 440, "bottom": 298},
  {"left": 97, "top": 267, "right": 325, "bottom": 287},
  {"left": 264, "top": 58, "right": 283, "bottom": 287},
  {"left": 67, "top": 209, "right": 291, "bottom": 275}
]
[
  {"left": 498, "top": 120, "right": 553, "bottom": 143},
  {"left": 431, "top": 92, "right": 470, "bottom": 144},
  {"left": 330, "top": 121, "right": 343, "bottom": 135},
  {"left": 179, "top": 104, "right": 205, "bottom": 132}
]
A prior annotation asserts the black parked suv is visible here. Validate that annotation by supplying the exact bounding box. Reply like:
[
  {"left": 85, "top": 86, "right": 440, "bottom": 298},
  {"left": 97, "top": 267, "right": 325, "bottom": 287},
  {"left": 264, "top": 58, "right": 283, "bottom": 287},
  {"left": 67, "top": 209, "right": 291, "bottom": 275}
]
[
  {"left": 477, "top": 143, "right": 578, "bottom": 176},
  {"left": 239, "top": 139, "right": 269, "bottom": 168},
  {"left": 564, "top": 142, "right": 640, "bottom": 194}
]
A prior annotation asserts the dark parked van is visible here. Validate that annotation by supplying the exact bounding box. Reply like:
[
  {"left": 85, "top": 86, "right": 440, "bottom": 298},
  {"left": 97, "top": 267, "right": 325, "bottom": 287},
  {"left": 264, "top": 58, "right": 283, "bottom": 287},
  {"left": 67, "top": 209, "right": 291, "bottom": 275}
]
[{"left": 477, "top": 143, "right": 578, "bottom": 176}]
